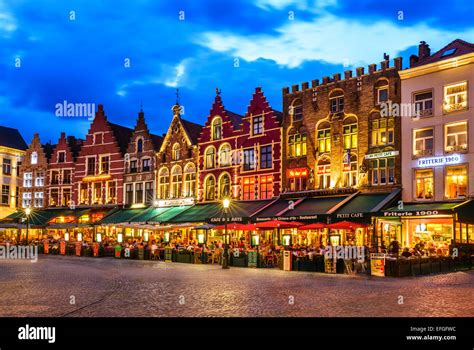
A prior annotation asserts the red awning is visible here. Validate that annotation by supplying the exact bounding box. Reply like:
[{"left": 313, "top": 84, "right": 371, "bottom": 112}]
[
  {"left": 213, "top": 222, "right": 256, "bottom": 231},
  {"left": 254, "top": 220, "right": 302, "bottom": 229},
  {"left": 298, "top": 223, "right": 326, "bottom": 230},
  {"left": 326, "top": 220, "right": 368, "bottom": 230}
]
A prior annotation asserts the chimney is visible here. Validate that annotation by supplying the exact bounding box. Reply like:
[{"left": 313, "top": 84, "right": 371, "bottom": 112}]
[
  {"left": 291, "top": 84, "right": 299, "bottom": 93},
  {"left": 368, "top": 64, "right": 376, "bottom": 74},
  {"left": 322, "top": 76, "right": 330, "bottom": 84},
  {"left": 60, "top": 132, "right": 66, "bottom": 139},
  {"left": 418, "top": 41, "right": 431, "bottom": 60},
  {"left": 301, "top": 82, "right": 309, "bottom": 90},
  {"left": 282, "top": 87, "right": 289, "bottom": 95},
  {"left": 311, "top": 79, "right": 319, "bottom": 87},
  {"left": 356, "top": 67, "right": 364, "bottom": 77},
  {"left": 333, "top": 73, "right": 341, "bottom": 82},
  {"left": 409, "top": 54, "right": 419, "bottom": 68},
  {"left": 381, "top": 60, "right": 389, "bottom": 70},
  {"left": 394, "top": 57, "right": 403, "bottom": 70},
  {"left": 344, "top": 70, "right": 352, "bottom": 80}
]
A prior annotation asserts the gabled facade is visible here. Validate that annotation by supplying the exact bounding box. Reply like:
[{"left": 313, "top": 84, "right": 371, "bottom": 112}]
[
  {"left": 155, "top": 104, "right": 202, "bottom": 204},
  {"left": 197, "top": 93, "right": 242, "bottom": 202},
  {"left": 281, "top": 56, "right": 403, "bottom": 195},
  {"left": 0, "top": 126, "right": 27, "bottom": 217},
  {"left": 46, "top": 132, "right": 82, "bottom": 207},
  {"left": 73, "top": 104, "right": 132, "bottom": 207},
  {"left": 19, "top": 133, "right": 49, "bottom": 208},
  {"left": 123, "top": 109, "right": 163, "bottom": 206}
]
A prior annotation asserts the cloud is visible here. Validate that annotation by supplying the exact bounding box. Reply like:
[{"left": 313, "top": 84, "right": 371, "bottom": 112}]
[
  {"left": 255, "top": 0, "right": 337, "bottom": 11},
  {"left": 164, "top": 60, "right": 187, "bottom": 88},
  {"left": 198, "top": 14, "right": 474, "bottom": 68},
  {"left": 0, "top": 0, "right": 17, "bottom": 35}
]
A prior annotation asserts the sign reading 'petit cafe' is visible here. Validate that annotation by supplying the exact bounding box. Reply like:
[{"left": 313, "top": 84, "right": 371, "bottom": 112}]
[{"left": 416, "top": 154, "right": 461, "bottom": 167}]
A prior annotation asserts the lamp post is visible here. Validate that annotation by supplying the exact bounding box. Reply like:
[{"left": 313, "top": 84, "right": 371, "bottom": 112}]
[
  {"left": 25, "top": 207, "right": 31, "bottom": 245},
  {"left": 222, "top": 198, "right": 230, "bottom": 269}
]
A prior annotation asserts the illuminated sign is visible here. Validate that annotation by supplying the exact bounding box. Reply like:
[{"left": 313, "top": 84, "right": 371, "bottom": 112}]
[
  {"left": 365, "top": 151, "right": 399, "bottom": 160},
  {"left": 82, "top": 174, "right": 112, "bottom": 182},
  {"left": 416, "top": 154, "right": 461, "bottom": 167},
  {"left": 288, "top": 168, "right": 308, "bottom": 177},
  {"left": 155, "top": 198, "right": 194, "bottom": 207}
]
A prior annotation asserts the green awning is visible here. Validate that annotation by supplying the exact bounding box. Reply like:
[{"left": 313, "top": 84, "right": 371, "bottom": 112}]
[
  {"left": 128, "top": 207, "right": 171, "bottom": 224},
  {"left": 148, "top": 206, "right": 193, "bottom": 224},
  {"left": 382, "top": 201, "right": 470, "bottom": 218},
  {"left": 96, "top": 209, "right": 144, "bottom": 225},
  {"left": 332, "top": 191, "right": 401, "bottom": 219}
]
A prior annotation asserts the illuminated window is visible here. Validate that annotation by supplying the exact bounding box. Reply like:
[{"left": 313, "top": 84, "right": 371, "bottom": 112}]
[
  {"left": 1, "top": 185, "right": 9, "bottom": 205},
  {"left": 31, "top": 151, "right": 38, "bottom": 165},
  {"left": 219, "top": 173, "right": 231, "bottom": 199},
  {"left": 62, "top": 188, "right": 71, "bottom": 207},
  {"left": 291, "top": 99, "right": 303, "bottom": 122},
  {"left": 22, "top": 192, "right": 32, "bottom": 208},
  {"left": 34, "top": 192, "right": 43, "bottom": 208},
  {"left": 288, "top": 133, "right": 307, "bottom": 157},
  {"left": 415, "top": 169, "right": 434, "bottom": 200},
  {"left": 108, "top": 181, "right": 117, "bottom": 204},
  {"left": 445, "top": 166, "right": 467, "bottom": 199},
  {"left": 371, "top": 117, "right": 394, "bottom": 146},
  {"left": 443, "top": 81, "right": 467, "bottom": 113},
  {"left": 371, "top": 158, "right": 395, "bottom": 186},
  {"left": 158, "top": 168, "right": 170, "bottom": 199},
  {"left": 49, "top": 188, "right": 59, "bottom": 206},
  {"left": 445, "top": 122, "right": 468, "bottom": 153},
  {"left": 342, "top": 153, "right": 358, "bottom": 187},
  {"left": 212, "top": 117, "right": 222, "bottom": 140},
  {"left": 317, "top": 158, "right": 331, "bottom": 189},
  {"left": 142, "top": 158, "right": 151, "bottom": 172},
  {"left": 242, "top": 177, "right": 255, "bottom": 200},
  {"left": 35, "top": 171, "right": 44, "bottom": 187},
  {"left": 23, "top": 172, "right": 32, "bottom": 188},
  {"left": 252, "top": 115, "right": 263, "bottom": 135},
  {"left": 329, "top": 91, "right": 344, "bottom": 113},
  {"left": 375, "top": 80, "right": 389, "bottom": 104},
  {"left": 172, "top": 143, "right": 181, "bottom": 161},
  {"left": 287, "top": 168, "right": 308, "bottom": 192},
  {"left": 80, "top": 183, "right": 88, "bottom": 204},
  {"left": 184, "top": 163, "right": 196, "bottom": 197},
  {"left": 413, "top": 90, "right": 433, "bottom": 117},
  {"left": 100, "top": 156, "right": 109, "bottom": 174},
  {"left": 317, "top": 122, "right": 331, "bottom": 154},
  {"left": 204, "top": 175, "right": 215, "bottom": 201},
  {"left": 219, "top": 144, "right": 231, "bottom": 167},
  {"left": 413, "top": 128, "right": 434, "bottom": 156},
  {"left": 260, "top": 175, "right": 273, "bottom": 199},
  {"left": 171, "top": 165, "right": 182, "bottom": 198},
  {"left": 260, "top": 145, "right": 272, "bottom": 169},
  {"left": 205, "top": 147, "right": 216, "bottom": 169},
  {"left": 243, "top": 148, "right": 255, "bottom": 171},
  {"left": 343, "top": 117, "right": 358, "bottom": 149},
  {"left": 50, "top": 170, "right": 59, "bottom": 185},
  {"left": 93, "top": 183, "right": 102, "bottom": 204}
]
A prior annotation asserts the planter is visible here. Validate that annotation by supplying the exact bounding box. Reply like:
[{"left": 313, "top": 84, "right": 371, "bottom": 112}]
[
  {"left": 176, "top": 252, "right": 193, "bottom": 264},
  {"left": 315, "top": 255, "right": 325, "bottom": 272},
  {"left": 385, "top": 259, "right": 397, "bottom": 277},
  {"left": 430, "top": 258, "right": 441, "bottom": 273},
  {"left": 397, "top": 259, "right": 412, "bottom": 277},
  {"left": 230, "top": 255, "right": 248, "bottom": 267},
  {"left": 411, "top": 258, "right": 421, "bottom": 276},
  {"left": 298, "top": 258, "right": 317, "bottom": 272},
  {"left": 38, "top": 244, "right": 44, "bottom": 254},
  {"left": 420, "top": 259, "right": 431, "bottom": 274}
]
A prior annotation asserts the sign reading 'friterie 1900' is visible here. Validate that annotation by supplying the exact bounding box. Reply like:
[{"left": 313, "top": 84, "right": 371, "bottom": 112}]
[{"left": 416, "top": 154, "right": 461, "bottom": 167}]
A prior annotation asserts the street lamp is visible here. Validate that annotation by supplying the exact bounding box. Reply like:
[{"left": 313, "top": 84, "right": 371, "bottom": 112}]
[
  {"left": 25, "top": 207, "right": 31, "bottom": 245},
  {"left": 222, "top": 198, "right": 230, "bottom": 269}
]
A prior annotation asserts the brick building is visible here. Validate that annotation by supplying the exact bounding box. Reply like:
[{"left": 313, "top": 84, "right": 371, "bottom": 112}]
[
  {"left": 46, "top": 132, "right": 82, "bottom": 207},
  {"left": 74, "top": 104, "right": 133, "bottom": 207},
  {"left": 281, "top": 56, "right": 403, "bottom": 194},
  {"left": 123, "top": 109, "right": 163, "bottom": 206},
  {"left": 155, "top": 103, "right": 202, "bottom": 204},
  {"left": 19, "top": 133, "right": 53, "bottom": 208},
  {"left": 197, "top": 88, "right": 283, "bottom": 202}
]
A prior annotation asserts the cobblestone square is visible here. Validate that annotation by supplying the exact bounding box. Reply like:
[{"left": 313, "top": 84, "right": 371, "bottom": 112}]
[{"left": 0, "top": 256, "right": 472, "bottom": 317}]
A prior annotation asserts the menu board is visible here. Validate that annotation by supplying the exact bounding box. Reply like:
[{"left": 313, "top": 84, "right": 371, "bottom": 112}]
[
  {"left": 370, "top": 253, "right": 386, "bottom": 277},
  {"left": 248, "top": 250, "right": 258, "bottom": 268}
]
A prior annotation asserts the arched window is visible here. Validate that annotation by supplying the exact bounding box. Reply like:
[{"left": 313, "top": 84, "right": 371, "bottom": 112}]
[
  {"left": 343, "top": 116, "right": 358, "bottom": 150},
  {"left": 31, "top": 151, "right": 38, "bottom": 165},
  {"left": 205, "top": 146, "right": 216, "bottom": 169},
  {"left": 212, "top": 117, "right": 222, "bottom": 140},
  {"left": 158, "top": 168, "right": 170, "bottom": 199},
  {"left": 290, "top": 98, "right": 303, "bottom": 121},
  {"left": 204, "top": 175, "right": 216, "bottom": 201},
  {"left": 219, "top": 173, "right": 231, "bottom": 199},
  {"left": 317, "top": 157, "right": 331, "bottom": 189},
  {"left": 317, "top": 121, "right": 331, "bottom": 154},
  {"left": 172, "top": 143, "right": 181, "bottom": 161},
  {"left": 342, "top": 153, "right": 358, "bottom": 187},
  {"left": 219, "top": 143, "right": 231, "bottom": 167},
  {"left": 375, "top": 79, "right": 389, "bottom": 104},
  {"left": 329, "top": 90, "right": 344, "bottom": 113},
  {"left": 184, "top": 163, "right": 196, "bottom": 197},
  {"left": 137, "top": 138, "right": 143, "bottom": 153},
  {"left": 171, "top": 165, "right": 182, "bottom": 198}
]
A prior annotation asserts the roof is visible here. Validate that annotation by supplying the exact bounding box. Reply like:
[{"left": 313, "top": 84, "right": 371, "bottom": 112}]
[
  {"left": 272, "top": 109, "right": 283, "bottom": 123},
  {"left": 66, "top": 136, "right": 83, "bottom": 159},
  {"left": 42, "top": 143, "right": 56, "bottom": 160},
  {"left": 108, "top": 122, "right": 134, "bottom": 155},
  {"left": 150, "top": 134, "right": 164, "bottom": 151},
  {"left": 180, "top": 118, "right": 203, "bottom": 144},
  {"left": 225, "top": 110, "right": 243, "bottom": 130},
  {"left": 413, "top": 39, "right": 474, "bottom": 67},
  {"left": 0, "top": 126, "right": 28, "bottom": 150}
]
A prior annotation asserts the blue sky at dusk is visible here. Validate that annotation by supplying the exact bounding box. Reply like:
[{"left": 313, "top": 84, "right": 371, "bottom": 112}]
[{"left": 0, "top": 0, "right": 473, "bottom": 143}]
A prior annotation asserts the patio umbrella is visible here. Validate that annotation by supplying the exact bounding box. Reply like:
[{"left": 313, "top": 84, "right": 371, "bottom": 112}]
[
  {"left": 298, "top": 222, "right": 327, "bottom": 230},
  {"left": 326, "top": 220, "right": 368, "bottom": 230},
  {"left": 194, "top": 224, "right": 216, "bottom": 230},
  {"left": 213, "top": 222, "right": 255, "bottom": 231},
  {"left": 254, "top": 220, "right": 302, "bottom": 229}
]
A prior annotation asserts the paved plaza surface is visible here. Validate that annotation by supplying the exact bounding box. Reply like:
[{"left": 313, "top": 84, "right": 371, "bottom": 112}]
[{"left": 0, "top": 256, "right": 472, "bottom": 317}]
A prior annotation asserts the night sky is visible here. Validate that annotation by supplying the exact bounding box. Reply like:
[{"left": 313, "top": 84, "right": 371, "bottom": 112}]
[{"left": 1, "top": 0, "right": 473, "bottom": 144}]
